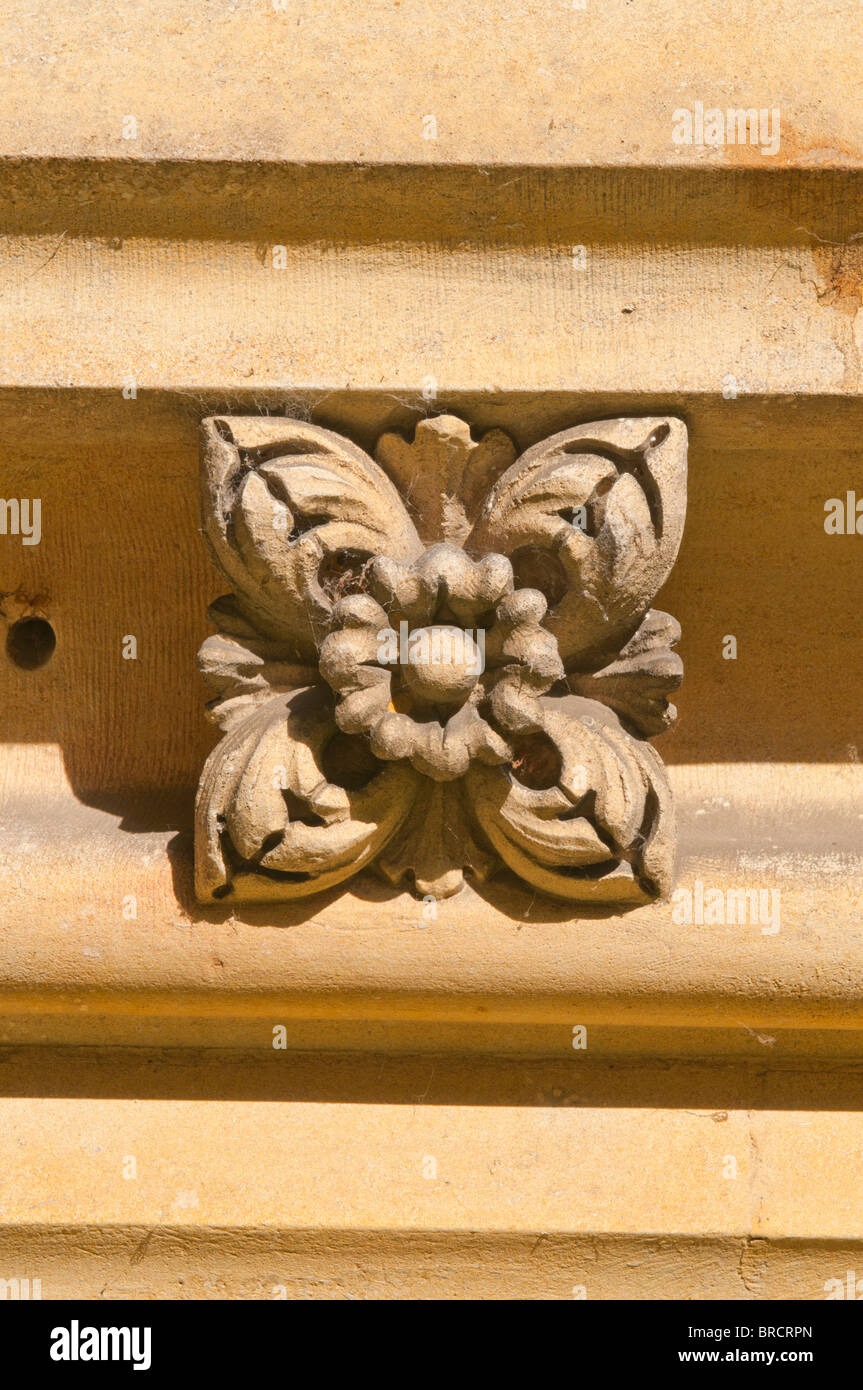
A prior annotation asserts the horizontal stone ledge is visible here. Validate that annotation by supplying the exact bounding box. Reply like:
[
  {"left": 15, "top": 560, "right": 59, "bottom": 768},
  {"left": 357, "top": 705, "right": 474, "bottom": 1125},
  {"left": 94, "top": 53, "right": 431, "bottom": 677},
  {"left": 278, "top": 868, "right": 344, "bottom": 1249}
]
[
  {"left": 2, "top": 162, "right": 862, "bottom": 246},
  {"left": 2, "top": 234, "right": 860, "bottom": 397},
  {"left": 1, "top": 765, "right": 862, "bottom": 1048},
  {"left": 0, "top": 1075, "right": 859, "bottom": 1297},
  {"left": 3, "top": 1047, "right": 863, "bottom": 1107},
  {"left": 0, "top": 1085, "right": 858, "bottom": 1243},
  {"left": 0, "top": 0, "right": 860, "bottom": 169},
  {"left": 0, "top": 1227, "right": 856, "bottom": 1300}
]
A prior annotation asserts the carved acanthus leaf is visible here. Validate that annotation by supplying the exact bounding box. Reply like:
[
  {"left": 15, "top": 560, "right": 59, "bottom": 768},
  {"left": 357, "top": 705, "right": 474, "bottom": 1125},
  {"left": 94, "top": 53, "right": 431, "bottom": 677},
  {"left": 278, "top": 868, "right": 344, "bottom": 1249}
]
[
  {"left": 201, "top": 416, "right": 423, "bottom": 655},
  {"left": 466, "top": 417, "right": 687, "bottom": 669},
  {"left": 376, "top": 415, "right": 517, "bottom": 545},
  {"left": 376, "top": 781, "right": 498, "bottom": 899},
  {"left": 198, "top": 631, "right": 317, "bottom": 732},
  {"left": 195, "top": 685, "right": 417, "bottom": 901},
  {"left": 566, "top": 609, "right": 683, "bottom": 737},
  {"left": 465, "top": 696, "right": 675, "bottom": 903}
]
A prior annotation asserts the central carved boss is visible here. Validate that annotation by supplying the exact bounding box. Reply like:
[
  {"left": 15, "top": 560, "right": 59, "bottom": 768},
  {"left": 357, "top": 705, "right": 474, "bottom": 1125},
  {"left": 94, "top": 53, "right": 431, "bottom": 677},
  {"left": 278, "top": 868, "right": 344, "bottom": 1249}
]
[{"left": 195, "top": 413, "right": 687, "bottom": 904}]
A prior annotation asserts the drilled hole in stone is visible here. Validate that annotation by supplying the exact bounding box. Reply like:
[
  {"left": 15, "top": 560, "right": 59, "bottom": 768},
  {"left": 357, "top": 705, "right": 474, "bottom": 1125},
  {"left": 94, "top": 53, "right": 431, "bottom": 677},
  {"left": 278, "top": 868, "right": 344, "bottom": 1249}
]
[
  {"left": 510, "top": 546, "right": 567, "bottom": 608},
  {"left": 6, "top": 616, "right": 56, "bottom": 670},
  {"left": 509, "top": 732, "right": 562, "bottom": 790},
  {"left": 321, "top": 731, "right": 385, "bottom": 790}
]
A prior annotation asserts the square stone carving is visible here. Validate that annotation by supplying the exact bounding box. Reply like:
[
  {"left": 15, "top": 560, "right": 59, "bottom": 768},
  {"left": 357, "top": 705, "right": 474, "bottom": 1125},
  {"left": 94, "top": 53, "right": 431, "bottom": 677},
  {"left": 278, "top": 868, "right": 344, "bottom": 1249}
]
[{"left": 194, "top": 413, "right": 687, "bottom": 906}]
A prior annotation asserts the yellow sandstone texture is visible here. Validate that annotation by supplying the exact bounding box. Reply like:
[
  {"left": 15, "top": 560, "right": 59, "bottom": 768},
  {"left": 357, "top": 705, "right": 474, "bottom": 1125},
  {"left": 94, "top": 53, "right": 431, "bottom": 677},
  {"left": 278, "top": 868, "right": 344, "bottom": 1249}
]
[{"left": 1, "top": 0, "right": 862, "bottom": 1299}]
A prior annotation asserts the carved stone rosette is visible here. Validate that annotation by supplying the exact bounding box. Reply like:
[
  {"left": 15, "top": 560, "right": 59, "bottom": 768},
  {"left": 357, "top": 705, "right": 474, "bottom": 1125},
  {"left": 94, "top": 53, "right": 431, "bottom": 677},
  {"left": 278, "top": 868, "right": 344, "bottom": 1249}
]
[{"left": 194, "top": 413, "right": 687, "bottom": 905}]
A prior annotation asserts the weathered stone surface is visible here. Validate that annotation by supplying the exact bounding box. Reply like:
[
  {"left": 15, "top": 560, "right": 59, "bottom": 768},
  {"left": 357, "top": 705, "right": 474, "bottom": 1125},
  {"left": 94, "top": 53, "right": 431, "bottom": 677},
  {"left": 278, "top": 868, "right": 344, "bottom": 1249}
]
[
  {"left": 2, "top": 0, "right": 862, "bottom": 1304},
  {"left": 1, "top": 0, "right": 860, "bottom": 167}
]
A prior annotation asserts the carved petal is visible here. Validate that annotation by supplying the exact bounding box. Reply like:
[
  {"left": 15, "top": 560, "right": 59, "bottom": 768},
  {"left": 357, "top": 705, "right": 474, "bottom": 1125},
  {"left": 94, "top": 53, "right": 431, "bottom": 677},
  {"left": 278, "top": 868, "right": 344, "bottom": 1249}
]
[
  {"left": 369, "top": 702, "right": 511, "bottom": 781},
  {"left": 484, "top": 589, "right": 564, "bottom": 687},
  {"left": 200, "top": 416, "right": 423, "bottom": 655},
  {"left": 466, "top": 417, "right": 687, "bottom": 670},
  {"left": 195, "top": 685, "right": 417, "bottom": 901},
  {"left": 318, "top": 595, "right": 396, "bottom": 736},
  {"left": 566, "top": 610, "right": 683, "bottom": 736},
  {"left": 466, "top": 695, "right": 675, "bottom": 903},
  {"left": 318, "top": 591, "right": 512, "bottom": 780},
  {"left": 369, "top": 543, "right": 514, "bottom": 626}
]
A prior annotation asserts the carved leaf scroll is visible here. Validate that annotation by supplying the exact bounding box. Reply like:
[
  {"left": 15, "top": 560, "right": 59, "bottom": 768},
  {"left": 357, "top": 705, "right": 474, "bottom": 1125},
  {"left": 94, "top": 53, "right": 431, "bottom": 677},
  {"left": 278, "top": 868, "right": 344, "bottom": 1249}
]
[
  {"left": 196, "top": 413, "right": 687, "bottom": 907},
  {"left": 200, "top": 416, "right": 422, "bottom": 656},
  {"left": 195, "top": 684, "right": 417, "bottom": 901},
  {"left": 467, "top": 417, "right": 687, "bottom": 670}
]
